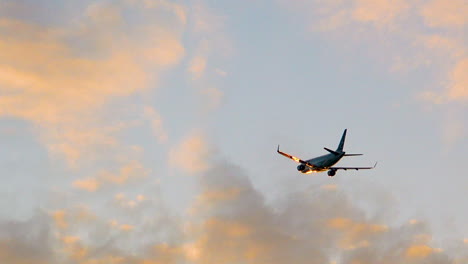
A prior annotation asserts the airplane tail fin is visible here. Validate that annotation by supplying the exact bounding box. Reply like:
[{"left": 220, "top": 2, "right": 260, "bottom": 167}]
[{"left": 336, "top": 129, "right": 347, "bottom": 152}]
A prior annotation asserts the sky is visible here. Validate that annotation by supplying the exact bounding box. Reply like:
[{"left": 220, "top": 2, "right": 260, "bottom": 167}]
[{"left": 0, "top": 0, "right": 467, "bottom": 263}]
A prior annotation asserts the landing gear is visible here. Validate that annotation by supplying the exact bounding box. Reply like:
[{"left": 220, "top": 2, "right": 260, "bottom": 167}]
[{"left": 327, "top": 169, "right": 336, "bottom": 177}]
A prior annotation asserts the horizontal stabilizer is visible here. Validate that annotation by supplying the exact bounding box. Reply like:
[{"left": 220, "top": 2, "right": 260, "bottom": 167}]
[
  {"left": 324, "top": 147, "right": 340, "bottom": 155},
  {"left": 344, "top": 153, "right": 363, "bottom": 156}
]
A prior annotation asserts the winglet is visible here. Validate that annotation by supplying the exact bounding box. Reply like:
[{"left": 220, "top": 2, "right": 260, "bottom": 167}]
[
  {"left": 373, "top": 162, "right": 378, "bottom": 168},
  {"left": 277, "top": 145, "right": 280, "bottom": 152}
]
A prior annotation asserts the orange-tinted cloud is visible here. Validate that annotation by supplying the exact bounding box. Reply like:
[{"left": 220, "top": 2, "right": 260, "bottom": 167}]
[
  {"left": 2, "top": 162, "right": 466, "bottom": 263},
  {"left": 109, "top": 219, "right": 135, "bottom": 232},
  {"left": 99, "top": 161, "right": 149, "bottom": 185},
  {"left": 119, "top": 224, "right": 135, "bottom": 232},
  {"left": 321, "top": 184, "right": 338, "bottom": 191},
  {"left": 144, "top": 29, "right": 185, "bottom": 66},
  {"left": 280, "top": 0, "right": 467, "bottom": 148},
  {"left": 186, "top": 2, "right": 230, "bottom": 113},
  {"left": 73, "top": 178, "right": 100, "bottom": 192},
  {"left": 72, "top": 161, "right": 149, "bottom": 192},
  {"left": 421, "top": 0, "right": 467, "bottom": 28},
  {"left": 189, "top": 56, "right": 207, "bottom": 79},
  {"left": 327, "top": 217, "right": 388, "bottom": 250},
  {"left": 201, "top": 87, "right": 223, "bottom": 110},
  {"left": 51, "top": 210, "right": 68, "bottom": 229},
  {"left": 198, "top": 188, "right": 241, "bottom": 204},
  {"left": 126, "top": 0, "right": 187, "bottom": 25},
  {"left": 114, "top": 193, "right": 147, "bottom": 209},
  {"left": 406, "top": 244, "right": 441, "bottom": 258},
  {"left": 352, "top": 0, "right": 409, "bottom": 25},
  {"left": 204, "top": 218, "right": 252, "bottom": 237},
  {"left": 144, "top": 106, "right": 168, "bottom": 143},
  {"left": 0, "top": 1, "right": 186, "bottom": 166},
  {"left": 282, "top": 0, "right": 466, "bottom": 105},
  {"left": 61, "top": 235, "right": 80, "bottom": 245},
  {"left": 448, "top": 58, "right": 468, "bottom": 100},
  {"left": 188, "top": 188, "right": 241, "bottom": 216},
  {"left": 168, "top": 133, "right": 212, "bottom": 174},
  {"left": 79, "top": 256, "right": 125, "bottom": 264}
]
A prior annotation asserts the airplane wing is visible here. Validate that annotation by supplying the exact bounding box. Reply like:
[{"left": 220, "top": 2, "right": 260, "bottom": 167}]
[
  {"left": 330, "top": 162, "right": 378, "bottom": 171},
  {"left": 277, "top": 145, "right": 315, "bottom": 167}
]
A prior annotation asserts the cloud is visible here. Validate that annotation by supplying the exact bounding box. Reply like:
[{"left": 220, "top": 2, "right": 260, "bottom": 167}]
[
  {"left": 185, "top": 1, "right": 231, "bottom": 112},
  {"left": 0, "top": 1, "right": 186, "bottom": 166},
  {"left": 215, "top": 69, "right": 227, "bottom": 77},
  {"left": 421, "top": 0, "right": 468, "bottom": 28},
  {"left": 184, "top": 162, "right": 466, "bottom": 263},
  {"left": 192, "top": 2, "right": 226, "bottom": 34},
  {"left": 73, "top": 178, "right": 101, "bottom": 192},
  {"left": 352, "top": 0, "right": 409, "bottom": 26},
  {"left": 201, "top": 87, "right": 223, "bottom": 110},
  {"left": 110, "top": 221, "right": 135, "bottom": 232},
  {"left": 197, "top": 188, "right": 241, "bottom": 205},
  {"left": 125, "top": 0, "right": 187, "bottom": 25},
  {"left": 0, "top": 212, "right": 53, "bottom": 264},
  {"left": 144, "top": 106, "right": 168, "bottom": 143},
  {"left": 184, "top": 163, "right": 328, "bottom": 264},
  {"left": 1, "top": 161, "right": 467, "bottom": 263},
  {"left": 72, "top": 161, "right": 149, "bottom": 192},
  {"left": 281, "top": 0, "right": 467, "bottom": 102},
  {"left": 284, "top": 0, "right": 409, "bottom": 31},
  {"left": 189, "top": 56, "right": 207, "bottom": 79},
  {"left": 99, "top": 161, "right": 149, "bottom": 185},
  {"left": 448, "top": 58, "right": 468, "bottom": 100},
  {"left": 406, "top": 244, "right": 442, "bottom": 258},
  {"left": 50, "top": 206, "right": 96, "bottom": 233},
  {"left": 51, "top": 210, "right": 68, "bottom": 230},
  {"left": 114, "top": 193, "right": 147, "bottom": 209},
  {"left": 321, "top": 184, "right": 339, "bottom": 191},
  {"left": 279, "top": 0, "right": 467, "bottom": 147},
  {"left": 326, "top": 217, "right": 388, "bottom": 250},
  {"left": 144, "top": 29, "right": 185, "bottom": 66},
  {"left": 61, "top": 235, "right": 80, "bottom": 245},
  {"left": 168, "top": 133, "right": 213, "bottom": 174}
]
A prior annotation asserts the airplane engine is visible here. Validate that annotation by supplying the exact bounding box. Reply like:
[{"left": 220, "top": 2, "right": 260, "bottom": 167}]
[
  {"left": 297, "top": 164, "right": 310, "bottom": 173},
  {"left": 327, "top": 169, "right": 336, "bottom": 177}
]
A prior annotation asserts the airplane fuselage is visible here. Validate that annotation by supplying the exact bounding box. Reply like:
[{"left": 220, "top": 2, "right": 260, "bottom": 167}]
[
  {"left": 299, "top": 152, "right": 345, "bottom": 173},
  {"left": 308, "top": 153, "right": 344, "bottom": 169}
]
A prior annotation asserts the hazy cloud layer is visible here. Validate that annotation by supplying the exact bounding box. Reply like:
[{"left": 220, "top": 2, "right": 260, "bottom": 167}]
[{"left": 1, "top": 161, "right": 467, "bottom": 263}]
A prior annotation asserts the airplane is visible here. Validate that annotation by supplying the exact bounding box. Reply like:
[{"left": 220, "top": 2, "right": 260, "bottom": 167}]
[{"left": 277, "top": 129, "right": 376, "bottom": 176}]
